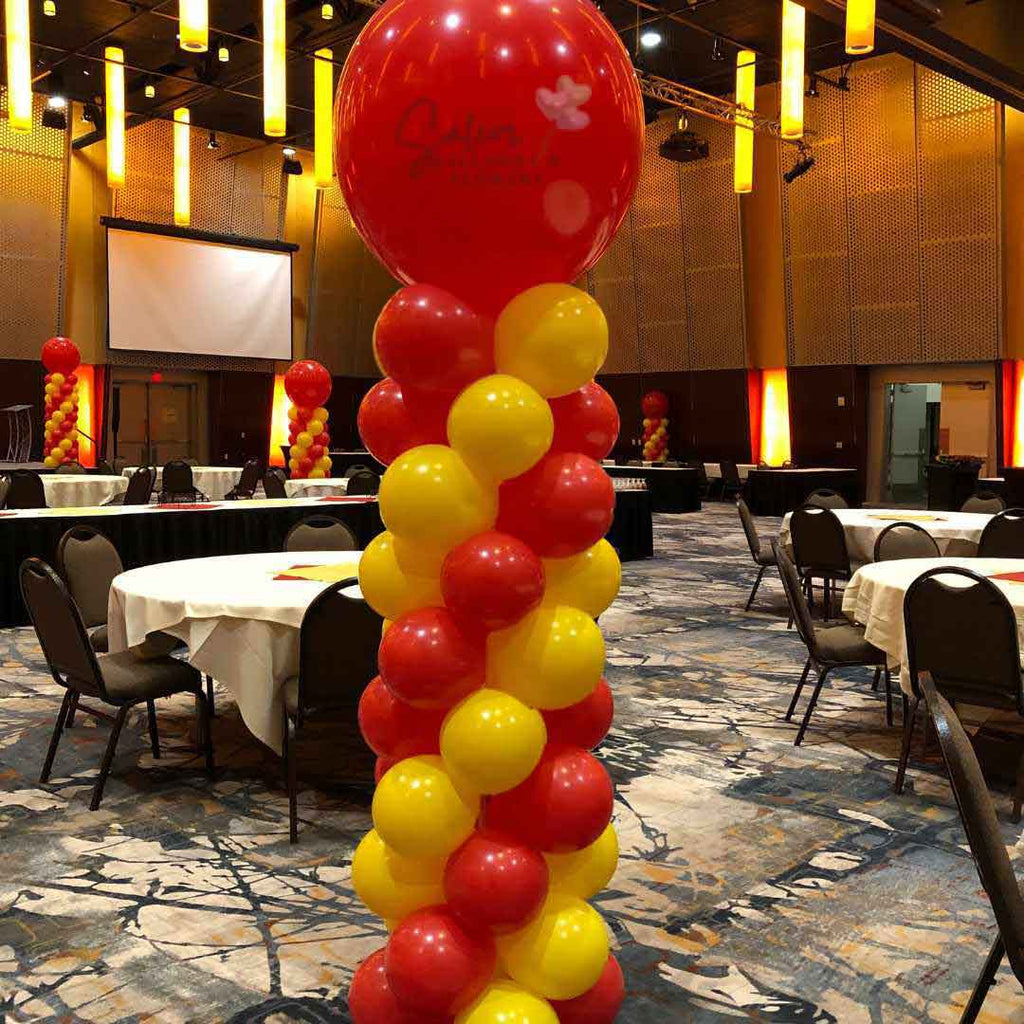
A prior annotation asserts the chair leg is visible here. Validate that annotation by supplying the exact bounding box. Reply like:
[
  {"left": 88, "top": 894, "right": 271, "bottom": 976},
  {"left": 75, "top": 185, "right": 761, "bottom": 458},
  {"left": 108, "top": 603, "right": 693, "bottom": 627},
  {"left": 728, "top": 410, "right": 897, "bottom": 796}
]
[
  {"left": 1012, "top": 744, "right": 1024, "bottom": 824},
  {"left": 90, "top": 706, "right": 129, "bottom": 811},
  {"left": 872, "top": 666, "right": 881, "bottom": 692},
  {"left": 146, "top": 700, "right": 160, "bottom": 759},
  {"left": 894, "top": 697, "right": 920, "bottom": 794},
  {"left": 197, "top": 687, "right": 215, "bottom": 775},
  {"left": 794, "top": 669, "right": 830, "bottom": 746},
  {"left": 64, "top": 691, "right": 79, "bottom": 730},
  {"left": 745, "top": 565, "right": 767, "bottom": 611},
  {"left": 40, "top": 690, "right": 74, "bottom": 783},
  {"left": 206, "top": 675, "right": 216, "bottom": 717},
  {"left": 786, "top": 658, "right": 813, "bottom": 722},
  {"left": 883, "top": 668, "right": 894, "bottom": 728},
  {"left": 283, "top": 709, "right": 298, "bottom": 843},
  {"left": 959, "top": 935, "right": 1005, "bottom": 1024}
]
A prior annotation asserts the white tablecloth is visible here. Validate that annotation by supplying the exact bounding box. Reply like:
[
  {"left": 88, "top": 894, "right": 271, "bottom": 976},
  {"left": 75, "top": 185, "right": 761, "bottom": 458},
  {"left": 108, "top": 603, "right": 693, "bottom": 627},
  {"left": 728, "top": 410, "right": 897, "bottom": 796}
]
[
  {"left": 108, "top": 551, "right": 363, "bottom": 753},
  {"left": 842, "top": 557, "right": 1024, "bottom": 694},
  {"left": 41, "top": 475, "right": 128, "bottom": 508},
  {"left": 779, "top": 508, "right": 992, "bottom": 565},
  {"left": 704, "top": 463, "right": 755, "bottom": 480},
  {"left": 285, "top": 478, "right": 349, "bottom": 499},
  {"left": 123, "top": 466, "right": 242, "bottom": 501}
]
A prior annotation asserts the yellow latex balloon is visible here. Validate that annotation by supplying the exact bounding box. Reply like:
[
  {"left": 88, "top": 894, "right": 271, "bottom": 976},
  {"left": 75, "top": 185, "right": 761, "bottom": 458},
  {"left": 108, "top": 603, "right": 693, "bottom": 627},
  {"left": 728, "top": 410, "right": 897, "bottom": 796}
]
[
  {"left": 440, "top": 689, "right": 547, "bottom": 795},
  {"left": 372, "top": 755, "right": 479, "bottom": 860},
  {"left": 447, "top": 374, "right": 554, "bottom": 482},
  {"left": 379, "top": 445, "right": 497, "bottom": 554},
  {"left": 295, "top": 432, "right": 313, "bottom": 449},
  {"left": 307, "top": 419, "right": 324, "bottom": 437},
  {"left": 359, "top": 531, "right": 442, "bottom": 621},
  {"left": 351, "top": 829, "right": 445, "bottom": 921},
  {"left": 51, "top": 410, "right": 64, "bottom": 425},
  {"left": 545, "top": 824, "right": 619, "bottom": 900},
  {"left": 494, "top": 285, "right": 609, "bottom": 399},
  {"left": 488, "top": 605, "right": 604, "bottom": 710},
  {"left": 59, "top": 438, "right": 73, "bottom": 452},
  {"left": 497, "top": 893, "right": 609, "bottom": 1001},
  {"left": 51, "top": 448, "right": 64, "bottom": 463},
  {"left": 43, "top": 456, "right": 57, "bottom": 468},
  {"left": 287, "top": 405, "right": 299, "bottom": 422},
  {"left": 455, "top": 981, "right": 558, "bottom": 1024},
  {"left": 51, "top": 373, "right": 64, "bottom": 386},
  {"left": 44, "top": 383, "right": 56, "bottom": 396},
  {"left": 59, "top": 401, "right": 73, "bottom": 415},
  {"left": 542, "top": 540, "right": 621, "bottom": 618},
  {"left": 316, "top": 456, "right": 332, "bottom": 472},
  {"left": 313, "top": 406, "right": 329, "bottom": 423},
  {"left": 392, "top": 534, "right": 448, "bottom": 578},
  {"left": 289, "top": 458, "right": 300, "bottom": 473},
  {"left": 382, "top": 618, "right": 392, "bottom": 637},
  {"left": 309, "top": 468, "right": 326, "bottom": 479},
  {"left": 67, "top": 428, "right": 79, "bottom": 441}
]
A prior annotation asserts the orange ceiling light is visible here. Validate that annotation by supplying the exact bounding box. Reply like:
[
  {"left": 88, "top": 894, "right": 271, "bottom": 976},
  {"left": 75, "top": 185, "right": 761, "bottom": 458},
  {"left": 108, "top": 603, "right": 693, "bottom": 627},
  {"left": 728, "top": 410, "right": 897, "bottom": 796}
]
[
  {"left": 269, "top": 374, "right": 291, "bottom": 467},
  {"left": 845, "top": 0, "right": 876, "bottom": 55},
  {"left": 734, "top": 49, "right": 755, "bottom": 194},
  {"left": 780, "top": 0, "right": 806, "bottom": 141},
  {"left": 314, "top": 48, "right": 334, "bottom": 188},
  {"left": 174, "top": 107, "right": 191, "bottom": 227},
  {"left": 761, "top": 368, "right": 792, "bottom": 467},
  {"left": 5, "top": 0, "right": 32, "bottom": 133},
  {"left": 105, "top": 46, "right": 126, "bottom": 188},
  {"left": 179, "top": 0, "right": 208, "bottom": 53},
  {"left": 263, "top": 0, "right": 287, "bottom": 137}
]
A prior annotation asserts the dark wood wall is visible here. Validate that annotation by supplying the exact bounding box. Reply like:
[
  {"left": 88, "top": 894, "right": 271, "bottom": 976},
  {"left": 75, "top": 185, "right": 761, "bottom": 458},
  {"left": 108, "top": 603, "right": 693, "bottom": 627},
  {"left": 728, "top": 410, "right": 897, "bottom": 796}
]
[
  {"left": 0, "top": 359, "right": 45, "bottom": 461},
  {"left": 208, "top": 371, "right": 275, "bottom": 467}
]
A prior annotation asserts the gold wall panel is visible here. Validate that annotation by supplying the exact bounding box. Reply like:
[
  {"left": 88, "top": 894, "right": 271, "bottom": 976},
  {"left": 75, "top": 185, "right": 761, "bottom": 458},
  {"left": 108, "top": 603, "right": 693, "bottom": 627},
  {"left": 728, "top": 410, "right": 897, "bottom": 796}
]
[{"left": 592, "top": 208, "right": 641, "bottom": 373}]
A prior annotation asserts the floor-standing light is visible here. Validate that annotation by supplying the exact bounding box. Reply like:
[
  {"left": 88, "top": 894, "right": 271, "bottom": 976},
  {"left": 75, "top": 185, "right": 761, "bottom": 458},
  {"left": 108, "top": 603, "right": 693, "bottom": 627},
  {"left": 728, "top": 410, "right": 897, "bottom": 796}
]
[
  {"left": 179, "top": 0, "right": 208, "bottom": 53},
  {"left": 734, "top": 49, "right": 755, "bottom": 194},
  {"left": 174, "top": 107, "right": 191, "bottom": 227},
  {"left": 5, "top": 0, "right": 32, "bottom": 133},
  {"left": 780, "top": 0, "right": 806, "bottom": 141},
  {"left": 105, "top": 47, "right": 126, "bottom": 188},
  {"left": 845, "top": 0, "right": 876, "bottom": 55},
  {"left": 314, "top": 48, "right": 334, "bottom": 188},
  {"left": 264, "top": 0, "right": 287, "bottom": 137}
]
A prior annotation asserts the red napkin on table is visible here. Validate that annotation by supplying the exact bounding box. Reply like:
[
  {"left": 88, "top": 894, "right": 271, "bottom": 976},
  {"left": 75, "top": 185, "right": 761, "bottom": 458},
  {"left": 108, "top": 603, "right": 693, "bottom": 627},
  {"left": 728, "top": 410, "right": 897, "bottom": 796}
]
[
  {"left": 156, "top": 503, "right": 218, "bottom": 510},
  {"left": 990, "top": 572, "right": 1024, "bottom": 584},
  {"left": 317, "top": 496, "right": 376, "bottom": 503}
]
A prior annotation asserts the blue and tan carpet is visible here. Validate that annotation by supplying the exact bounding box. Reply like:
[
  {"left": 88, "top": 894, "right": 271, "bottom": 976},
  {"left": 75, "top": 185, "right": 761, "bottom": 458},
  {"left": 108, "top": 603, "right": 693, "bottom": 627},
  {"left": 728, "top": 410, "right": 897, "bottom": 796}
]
[{"left": 0, "top": 504, "right": 1020, "bottom": 1022}]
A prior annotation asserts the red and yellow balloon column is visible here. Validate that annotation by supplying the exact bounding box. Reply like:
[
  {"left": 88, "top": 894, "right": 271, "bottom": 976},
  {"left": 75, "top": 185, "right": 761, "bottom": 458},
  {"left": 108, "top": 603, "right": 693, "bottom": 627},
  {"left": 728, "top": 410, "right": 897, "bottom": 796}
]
[
  {"left": 284, "top": 359, "right": 333, "bottom": 479},
  {"left": 41, "top": 337, "right": 82, "bottom": 468},
  {"left": 641, "top": 391, "right": 669, "bottom": 463},
  {"left": 337, "top": 1, "right": 642, "bottom": 1021}
]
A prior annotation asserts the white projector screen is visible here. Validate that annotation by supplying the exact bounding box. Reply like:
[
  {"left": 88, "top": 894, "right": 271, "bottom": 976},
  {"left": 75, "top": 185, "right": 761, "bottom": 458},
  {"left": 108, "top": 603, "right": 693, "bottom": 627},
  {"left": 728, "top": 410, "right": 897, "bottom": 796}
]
[{"left": 107, "top": 227, "right": 293, "bottom": 360}]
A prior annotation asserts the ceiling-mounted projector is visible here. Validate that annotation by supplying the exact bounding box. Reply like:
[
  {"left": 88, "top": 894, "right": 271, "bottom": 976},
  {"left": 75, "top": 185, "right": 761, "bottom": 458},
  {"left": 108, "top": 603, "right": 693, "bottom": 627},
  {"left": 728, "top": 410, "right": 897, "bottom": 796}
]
[{"left": 659, "top": 126, "right": 709, "bottom": 163}]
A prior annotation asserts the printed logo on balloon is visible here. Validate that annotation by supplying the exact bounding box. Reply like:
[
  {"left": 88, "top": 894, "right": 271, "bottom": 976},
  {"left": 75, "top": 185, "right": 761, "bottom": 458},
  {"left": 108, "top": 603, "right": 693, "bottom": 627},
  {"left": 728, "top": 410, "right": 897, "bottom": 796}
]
[
  {"left": 284, "top": 360, "right": 333, "bottom": 479},
  {"left": 341, "top": 3, "right": 642, "bottom": 1022},
  {"left": 42, "top": 337, "right": 82, "bottom": 469}
]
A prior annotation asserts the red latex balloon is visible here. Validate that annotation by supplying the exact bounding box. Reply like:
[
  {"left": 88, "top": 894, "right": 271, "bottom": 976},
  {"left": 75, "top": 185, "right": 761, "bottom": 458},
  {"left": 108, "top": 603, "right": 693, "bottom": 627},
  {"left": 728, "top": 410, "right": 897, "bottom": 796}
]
[
  {"left": 549, "top": 383, "right": 620, "bottom": 461},
  {"left": 542, "top": 679, "right": 614, "bottom": 750},
  {"left": 319, "top": 430, "right": 332, "bottom": 449},
  {"left": 41, "top": 337, "right": 80, "bottom": 375},
  {"left": 379, "top": 607, "right": 484, "bottom": 708},
  {"left": 375, "top": 755, "right": 400, "bottom": 785},
  {"left": 358, "top": 378, "right": 449, "bottom": 466},
  {"left": 441, "top": 532, "right": 545, "bottom": 633},
  {"left": 641, "top": 391, "right": 668, "bottom": 418},
  {"left": 375, "top": 285, "right": 494, "bottom": 393},
  {"left": 444, "top": 830, "right": 549, "bottom": 933},
  {"left": 335, "top": 0, "right": 644, "bottom": 317},
  {"left": 550, "top": 955, "right": 625, "bottom": 1024},
  {"left": 349, "top": 947, "right": 449, "bottom": 1024},
  {"left": 497, "top": 453, "right": 615, "bottom": 559},
  {"left": 285, "top": 360, "right": 332, "bottom": 409},
  {"left": 385, "top": 907, "right": 495, "bottom": 1018},
  {"left": 309, "top": 444, "right": 325, "bottom": 461},
  {"left": 359, "top": 675, "right": 446, "bottom": 758},
  {"left": 484, "top": 744, "right": 614, "bottom": 852}
]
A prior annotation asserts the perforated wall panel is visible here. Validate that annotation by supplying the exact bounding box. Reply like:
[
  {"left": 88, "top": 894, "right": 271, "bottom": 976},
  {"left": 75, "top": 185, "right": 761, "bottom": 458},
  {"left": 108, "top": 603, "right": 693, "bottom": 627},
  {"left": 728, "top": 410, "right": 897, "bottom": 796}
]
[{"left": 591, "top": 207, "right": 641, "bottom": 374}]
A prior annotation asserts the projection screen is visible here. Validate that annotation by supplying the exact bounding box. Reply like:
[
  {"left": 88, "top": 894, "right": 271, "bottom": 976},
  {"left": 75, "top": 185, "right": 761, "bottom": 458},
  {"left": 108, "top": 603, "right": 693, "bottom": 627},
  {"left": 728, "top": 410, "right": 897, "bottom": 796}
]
[{"left": 107, "top": 227, "right": 293, "bottom": 360}]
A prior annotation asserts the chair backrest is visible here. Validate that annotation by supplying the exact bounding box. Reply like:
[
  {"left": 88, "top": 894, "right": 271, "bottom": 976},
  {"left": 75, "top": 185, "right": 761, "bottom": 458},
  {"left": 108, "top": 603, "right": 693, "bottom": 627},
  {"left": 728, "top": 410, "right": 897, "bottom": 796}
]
[
  {"left": 789, "top": 504, "right": 850, "bottom": 576},
  {"left": 235, "top": 459, "right": 260, "bottom": 497},
  {"left": 111, "top": 456, "right": 127, "bottom": 473},
  {"left": 183, "top": 457, "right": 199, "bottom": 467},
  {"left": 284, "top": 515, "right": 358, "bottom": 552},
  {"left": 720, "top": 460, "right": 741, "bottom": 487},
  {"left": 6, "top": 470, "right": 46, "bottom": 509},
  {"left": 19, "top": 558, "right": 107, "bottom": 699},
  {"left": 297, "top": 577, "right": 382, "bottom": 714},
  {"left": 805, "top": 488, "right": 848, "bottom": 510},
  {"left": 737, "top": 498, "right": 761, "bottom": 560},
  {"left": 922, "top": 676, "right": 1024, "bottom": 985},
  {"left": 978, "top": 508, "right": 1024, "bottom": 558},
  {"left": 775, "top": 545, "right": 820, "bottom": 659},
  {"left": 56, "top": 461, "right": 86, "bottom": 475},
  {"left": 346, "top": 470, "right": 380, "bottom": 496},
  {"left": 95, "top": 459, "right": 114, "bottom": 475},
  {"left": 0, "top": 475, "right": 9, "bottom": 509},
  {"left": 162, "top": 459, "right": 194, "bottom": 494},
  {"left": 263, "top": 467, "right": 288, "bottom": 499},
  {"left": 123, "top": 466, "right": 155, "bottom": 505},
  {"left": 905, "top": 566, "right": 1024, "bottom": 712},
  {"left": 687, "top": 460, "right": 708, "bottom": 488},
  {"left": 344, "top": 463, "right": 373, "bottom": 479},
  {"left": 961, "top": 491, "right": 1006, "bottom": 515},
  {"left": 873, "top": 521, "right": 940, "bottom": 562},
  {"left": 55, "top": 526, "right": 124, "bottom": 629}
]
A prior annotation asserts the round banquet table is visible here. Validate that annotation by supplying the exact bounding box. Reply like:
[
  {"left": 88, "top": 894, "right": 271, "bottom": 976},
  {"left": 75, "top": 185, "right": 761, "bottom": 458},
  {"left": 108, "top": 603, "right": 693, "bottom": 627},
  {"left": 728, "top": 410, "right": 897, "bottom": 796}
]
[
  {"left": 284, "top": 477, "right": 349, "bottom": 499},
  {"left": 123, "top": 466, "right": 242, "bottom": 501},
  {"left": 40, "top": 474, "right": 128, "bottom": 508},
  {"left": 842, "top": 557, "right": 1024, "bottom": 694},
  {"left": 107, "top": 551, "right": 363, "bottom": 754},
  {"left": 779, "top": 507, "right": 992, "bottom": 565}
]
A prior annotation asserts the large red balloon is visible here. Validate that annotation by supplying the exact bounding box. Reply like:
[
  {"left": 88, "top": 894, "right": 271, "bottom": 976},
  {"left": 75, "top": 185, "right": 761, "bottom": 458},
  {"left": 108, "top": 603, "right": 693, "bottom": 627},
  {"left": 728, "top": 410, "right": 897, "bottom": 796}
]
[
  {"left": 550, "top": 955, "right": 625, "bottom": 1024},
  {"left": 375, "top": 285, "right": 494, "bottom": 394},
  {"left": 484, "top": 744, "right": 613, "bottom": 852},
  {"left": 549, "top": 383, "right": 620, "bottom": 461},
  {"left": 444, "top": 830, "right": 549, "bottom": 933},
  {"left": 542, "top": 679, "right": 614, "bottom": 750},
  {"left": 358, "top": 675, "right": 446, "bottom": 759},
  {"left": 358, "top": 378, "right": 450, "bottom": 466},
  {"left": 41, "top": 337, "right": 80, "bottom": 375},
  {"left": 641, "top": 390, "right": 668, "bottom": 419},
  {"left": 378, "top": 607, "right": 484, "bottom": 708},
  {"left": 335, "top": 0, "right": 644, "bottom": 317},
  {"left": 441, "top": 531, "right": 545, "bottom": 633},
  {"left": 285, "top": 360, "right": 332, "bottom": 409},
  {"left": 349, "top": 948, "right": 449, "bottom": 1024},
  {"left": 497, "top": 453, "right": 615, "bottom": 559},
  {"left": 385, "top": 907, "right": 496, "bottom": 1017}
]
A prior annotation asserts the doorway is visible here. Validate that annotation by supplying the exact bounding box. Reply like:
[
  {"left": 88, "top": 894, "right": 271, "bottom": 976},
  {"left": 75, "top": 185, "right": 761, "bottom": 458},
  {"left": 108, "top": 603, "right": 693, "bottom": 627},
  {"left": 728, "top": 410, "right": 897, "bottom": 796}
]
[
  {"left": 111, "top": 381, "right": 197, "bottom": 467},
  {"left": 883, "top": 383, "right": 940, "bottom": 506}
]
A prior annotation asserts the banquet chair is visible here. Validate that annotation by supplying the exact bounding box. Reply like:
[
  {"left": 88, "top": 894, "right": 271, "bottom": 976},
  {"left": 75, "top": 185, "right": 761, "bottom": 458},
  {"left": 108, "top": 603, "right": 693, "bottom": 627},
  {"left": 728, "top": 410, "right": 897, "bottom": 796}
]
[
  {"left": 978, "top": 509, "right": 1024, "bottom": 558},
  {"left": 56, "top": 462, "right": 86, "bottom": 474},
  {"left": 0, "top": 476, "right": 9, "bottom": 509},
  {"left": 6, "top": 470, "right": 46, "bottom": 509},
  {"left": 263, "top": 467, "right": 288, "bottom": 499},
  {"left": 719, "top": 460, "right": 744, "bottom": 501},
  {"left": 789, "top": 504, "right": 852, "bottom": 620},
  {"left": 121, "top": 466, "right": 155, "bottom": 505},
  {"left": 95, "top": 459, "right": 114, "bottom": 475},
  {"left": 183, "top": 457, "right": 199, "bottom": 467},
  {"left": 737, "top": 499, "right": 777, "bottom": 611},
  {"left": 225, "top": 459, "right": 260, "bottom": 500},
  {"left": 280, "top": 577, "right": 381, "bottom": 841},
  {"left": 687, "top": 460, "right": 711, "bottom": 499},
  {"left": 111, "top": 456, "right": 127, "bottom": 474},
  {"left": 19, "top": 558, "right": 213, "bottom": 811},
  {"left": 160, "top": 459, "right": 206, "bottom": 502},
  {"left": 921, "top": 676, "right": 1024, "bottom": 1024},
  {"left": 284, "top": 515, "right": 358, "bottom": 552},
  {"left": 873, "top": 522, "right": 941, "bottom": 562},
  {"left": 56, "top": 526, "right": 123, "bottom": 654},
  {"left": 805, "top": 488, "right": 849, "bottom": 510},
  {"left": 344, "top": 463, "right": 373, "bottom": 479},
  {"left": 899, "top": 566, "right": 1024, "bottom": 820},
  {"left": 346, "top": 470, "right": 380, "bottom": 496},
  {"left": 962, "top": 492, "right": 1006, "bottom": 515},
  {"left": 776, "top": 546, "right": 890, "bottom": 744}
]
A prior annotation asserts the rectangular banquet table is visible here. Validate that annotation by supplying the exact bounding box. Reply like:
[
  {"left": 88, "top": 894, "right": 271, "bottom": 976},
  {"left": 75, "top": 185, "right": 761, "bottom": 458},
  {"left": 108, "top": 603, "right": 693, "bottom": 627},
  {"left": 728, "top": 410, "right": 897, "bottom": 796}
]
[
  {"left": 603, "top": 465, "right": 700, "bottom": 513},
  {"left": 607, "top": 488, "right": 654, "bottom": 560},
  {"left": 745, "top": 467, "right": 861, "bottom": 516}
]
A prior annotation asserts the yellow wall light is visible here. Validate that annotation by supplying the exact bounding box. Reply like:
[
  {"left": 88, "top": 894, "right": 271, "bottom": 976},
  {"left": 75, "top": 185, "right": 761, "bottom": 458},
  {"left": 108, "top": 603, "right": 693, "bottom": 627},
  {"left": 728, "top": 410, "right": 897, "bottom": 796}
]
[
  {"left": 263, "top": 0, "right": 287, "bottom": 137},
  {"left": 314, "top": 48, "right": 334, "bottom": 188},
  {"left": 846, "top": 0, "right": 876, "bottom": 55},
  {"left": 780, "top": 0, "right": 806, "bottom": 141},
  {"left": 179, "top": 0, "right": 208, "bottom": 53},
  {"left": 734, "top": 49, "right": 755, "bottom": 194},
  {"left": 5, "top": 0, "right": 33, "bottom": 133},
  {"left": 105, "top": 46, "right": 126, "bottom": 188},
  {"left": 174, "top": 107, "right": 191, "bottom": 227}
]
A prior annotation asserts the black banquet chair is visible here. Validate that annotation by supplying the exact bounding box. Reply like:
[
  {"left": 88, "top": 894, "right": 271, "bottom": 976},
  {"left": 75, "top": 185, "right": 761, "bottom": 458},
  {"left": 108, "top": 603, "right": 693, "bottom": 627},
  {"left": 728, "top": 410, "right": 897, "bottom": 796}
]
[
  {"left": 281, "top": 577, "right": 382, "bottom": 841},
  {"left": 718, "top": 460, "right": 744, "bottom": 501},
  {"left": 19, "top": 558, "right": 214, "bottom": 811},
  {"left": 344, "top": 463, "right": 374, "bottom": 479},
  {"left": 737, "top": 499, "right": 777, "bottom": 611},
  {"left": 962, "top": 492, "right": 1006, "bottom": 515},
  {"left": 346, "top": 470, "right": 380, "bottom": 496},
  {"left": 6, "top": 470, "right": 46, "bottom": 509},
  {"left": 56, "top": 525, "right": 123, "bottom": 654},
  {"left": 921, "top": 676, "right": 1024, "bottom": 1024},
  {"left": 978, "top": 509, "right": 1024, "bottom": 558},
  {"left": 873, "top": 521, "right": 940, "bottom": 563},
  {"left": 805, "top": 488, "right": 849, "bottom": 510},
  {"left": 284, "top": 515, "right": 358, "bottom": 552},
  {"left": 56, "top": 461, "right": 86, "bottom": 474},
  {"left": 789, "top": 504, "right": 852, "bottom": 620},
  {"left": 225, "top": 459, "right": 260, "bottom": 500},
  {"left": 263, "top": 467, "right": 288, "bottom": 499},
  {"left": 159, "top": 459, "right": 206, "bottom": 503},
  {"left": 121, "top": 466, "right": 155, "bottom": 505}
]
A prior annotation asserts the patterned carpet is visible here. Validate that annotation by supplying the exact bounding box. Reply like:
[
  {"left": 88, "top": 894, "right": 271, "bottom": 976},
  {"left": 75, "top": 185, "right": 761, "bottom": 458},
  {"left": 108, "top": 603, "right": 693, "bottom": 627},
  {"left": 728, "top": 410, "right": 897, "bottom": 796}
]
[{"left": 0, "top": 504, "right": 1021, "bottom": 1022}]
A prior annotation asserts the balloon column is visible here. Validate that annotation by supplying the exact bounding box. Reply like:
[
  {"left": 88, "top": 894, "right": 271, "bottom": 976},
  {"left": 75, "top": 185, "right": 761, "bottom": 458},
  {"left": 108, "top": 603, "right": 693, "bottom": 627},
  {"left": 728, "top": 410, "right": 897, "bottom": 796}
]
[
  {"left": 42, "top": 337, "right": 82, "bottom": 469},
  {"left": 641, "top": 391, "right": 669, "bottom": 463},
  {"left": 339, "top": 1, "right": 643, "bottom": 1021},
  {"left": 285, "top": 360, "right": 333, "bottom": 479}
]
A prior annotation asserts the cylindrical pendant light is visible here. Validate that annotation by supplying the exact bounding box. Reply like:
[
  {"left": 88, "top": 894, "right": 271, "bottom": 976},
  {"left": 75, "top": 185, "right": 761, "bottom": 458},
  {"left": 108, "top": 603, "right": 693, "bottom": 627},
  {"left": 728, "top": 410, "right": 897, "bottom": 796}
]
[
  {"left": 845, "top": 0, "right": 876, "bottom": 55},
  {"left": 174, "top": 107, "right": 191, "bottom": 227},
  {"left": 179, "top": 0, "right": 208, "bottom": 53},
  {"left": 780, "top": 0, "right": 806, "bottom": 141},
  {"left": 314, "top": 48, "right": 334, "bottom": 189},
  {"left": 5, "top": 0, "right": 32, "bottom": 133},
  {"left": 734, "top": 49, "right": 755, "bottom": 194},
  {"left": 263, "top": 0, "right": 287, "bottom": 137},
  {"left": 105, "top": 47, "right": 126, "bottom": 188}
]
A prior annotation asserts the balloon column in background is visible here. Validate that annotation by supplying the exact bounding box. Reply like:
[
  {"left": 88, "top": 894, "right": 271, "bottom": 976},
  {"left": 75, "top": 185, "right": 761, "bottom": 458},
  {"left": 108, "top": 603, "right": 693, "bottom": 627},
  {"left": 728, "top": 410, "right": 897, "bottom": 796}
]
[
  {"left": 284, "top": 359, "right": 333, "bottom": 479},
  {"left": 42, "top": 337, "right": 82, "bottom": 468},
  {"left": 641, "top": 391, "right": 669, "bottom": 463},
  {"left": 338, "top": 0, "right": 643, "bottom": 1020}
]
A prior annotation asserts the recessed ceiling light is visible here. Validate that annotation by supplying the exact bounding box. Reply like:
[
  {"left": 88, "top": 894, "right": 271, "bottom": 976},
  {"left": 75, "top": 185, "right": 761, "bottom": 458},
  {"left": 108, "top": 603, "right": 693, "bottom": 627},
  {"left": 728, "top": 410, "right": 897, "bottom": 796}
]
[
  {"left": 640, "top": 31, "right": 662, "bottom": 49},
  {"left": 282, "top": 145, "right": 296, "bottom": 157}
]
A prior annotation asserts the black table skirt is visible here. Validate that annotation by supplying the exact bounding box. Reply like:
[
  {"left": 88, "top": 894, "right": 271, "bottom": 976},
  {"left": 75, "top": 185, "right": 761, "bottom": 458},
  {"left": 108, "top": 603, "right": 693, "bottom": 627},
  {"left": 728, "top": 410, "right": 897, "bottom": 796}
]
[
  {"left": 604, "top": 466, "right": 701, "bottom": 513},
  {"left": 607, "top": 490, "right": 654, "bottom": 561},
  {"left": 745, "top": 469, "right": 861, "bottom": 517}
]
